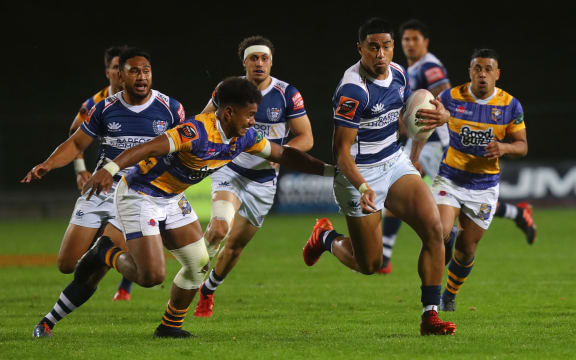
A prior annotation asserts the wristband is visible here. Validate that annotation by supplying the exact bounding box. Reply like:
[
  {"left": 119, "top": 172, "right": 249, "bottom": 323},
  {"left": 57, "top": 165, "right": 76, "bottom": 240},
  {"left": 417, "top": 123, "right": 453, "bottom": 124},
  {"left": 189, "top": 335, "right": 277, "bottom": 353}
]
[
  {"left": 73, "top": 158, "right": 87, "bottom": 174},
  {"left": 358, "top": 182, "right": 369, "bottom": 194},
  {"left": 103, "top": 161, "right": 120, "bottom": 176},
  {"left": 323, "top": 164, "right": 335, "bottom": 177}
]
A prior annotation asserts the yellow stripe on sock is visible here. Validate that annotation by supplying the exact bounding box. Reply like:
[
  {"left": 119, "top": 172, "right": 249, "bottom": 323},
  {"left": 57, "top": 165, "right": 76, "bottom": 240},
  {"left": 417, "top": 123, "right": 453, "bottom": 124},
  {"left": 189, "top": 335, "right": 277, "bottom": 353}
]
[
  {"left": 447, "top": 270, "right": 467, "bottom": 283},
  {"left": 452, "top": 256, "right": 475, "bottom": 268},
  {"left": 111, "top": 250, "right": 125, "bottom": 271},
  {"left": 161, "top": 320, "right": 181, "bottom": 328},
  {"left": 446, "top": 281, "right": 461, "bottom": 294},
  {"left": 163, "top": 315, "right": 184, "bottom": 323},
  {"left": 104, "top": 248, "right": 115, "bottom": 267},
  {"left": 167, "top": 303, "right": 189, "bottom": 314}
]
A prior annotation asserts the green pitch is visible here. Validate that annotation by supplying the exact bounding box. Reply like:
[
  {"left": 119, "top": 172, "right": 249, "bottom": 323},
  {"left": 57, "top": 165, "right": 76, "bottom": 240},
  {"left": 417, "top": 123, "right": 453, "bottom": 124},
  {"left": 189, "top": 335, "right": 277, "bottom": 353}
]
[{"left": 0, "top": 209, "right": 575, "bottom": 359}]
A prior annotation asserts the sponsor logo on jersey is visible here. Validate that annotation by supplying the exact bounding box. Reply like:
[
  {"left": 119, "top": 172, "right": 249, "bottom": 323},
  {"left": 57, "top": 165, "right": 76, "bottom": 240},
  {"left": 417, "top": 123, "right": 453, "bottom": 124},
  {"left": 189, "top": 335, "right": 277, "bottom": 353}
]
[
  {"left": 178, "top": 124, "right": 198, "bottom": 142},
  {"left": 460, "top": 126, "right": 494, "bottom": 146},
  {"left": 254, "top": 123, "right": 281, "bottom": 138},
  {"left": 455, "top": 105, "right": 473, "bottom": 116},
  {"left": 153, "top": 120, "right": 168, "bottom": 135},
  {"left": 177, "top": 104, "right": 186, "bottom": 122},
  {"left": 107, "top": 122, "right": 122, "bottom": 132},
  {"left": 85, "top": 106, "right": 97, "bottom": 124},
  {"left": 266, "top": 107, "right": 282, "bottom": 122},
  {"left": 371, "top": 103, "right": 385, "bottom": 114},
  {"left": 335, "top": 96, "right": 359, "bottom": 120},
  {"left": 362, "top": 109, "right": 400, "bottom": 129},
  {"left": 491, "top": 108, "right": 502, "bottom": 122},
  {"left": 178, "top": 198, "right": 192, "bottom": 215},
  {"left": 292, "top": 92, "right": 304, "bottom": 111},
  {"left": 424, "top": 67, "right": 445, "bottom": 84},
  {"left": 398, "top": 86, "right": 406, "bottom": 102},
  {"left": 514, "top": 113, "right": 524, "bottom": 125}
]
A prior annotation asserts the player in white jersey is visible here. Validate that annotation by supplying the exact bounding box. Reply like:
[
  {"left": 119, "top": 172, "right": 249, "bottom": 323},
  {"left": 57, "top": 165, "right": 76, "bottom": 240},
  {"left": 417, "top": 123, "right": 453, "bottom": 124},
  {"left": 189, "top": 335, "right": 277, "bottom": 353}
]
[
  {"left": 23, "top": 48, "right": 186, "bottom": 337},
  {"left": 302, "top": 18, "right": 456, "bottom": 335},
  {"left": 193, "top": 35, "right": 314, "bottom": 317}
]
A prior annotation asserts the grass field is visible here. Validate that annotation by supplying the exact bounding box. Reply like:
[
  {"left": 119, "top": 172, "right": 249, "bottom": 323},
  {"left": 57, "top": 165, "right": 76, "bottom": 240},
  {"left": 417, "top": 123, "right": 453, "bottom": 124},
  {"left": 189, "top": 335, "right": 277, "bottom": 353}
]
[{"left": 1, "top": 209, "right": 575, "bottom": 359}]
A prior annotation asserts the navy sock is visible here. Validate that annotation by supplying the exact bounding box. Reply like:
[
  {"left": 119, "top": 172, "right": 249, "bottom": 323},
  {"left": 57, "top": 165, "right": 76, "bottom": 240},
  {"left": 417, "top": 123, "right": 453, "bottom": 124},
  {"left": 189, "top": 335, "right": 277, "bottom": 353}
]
[
  {"left": 321, "top": 230, "right": 343, "bottom": 253},
  {"left": 118, "top": 277, "right": 132, "bottom": 293},
  {"left": 421, "top": 285, "right": 441, "bottom": 308},
  {"left": 494, "top": 200, "right": 506, "bottom": 218},
  {"left": 382, "top": 216, "right": 402, "bottom": 237},
  {"left": 202, "top": 269, "right": 225, "bottom": 295},
  {"left": 444, "top": 257, "right": 475, "bottom": 300},
  {"left": 445, "top": 226, "right": 458, "bottom": 265},
  {"left": 39, "top": 280, "right": 97, "bottom": 329}
]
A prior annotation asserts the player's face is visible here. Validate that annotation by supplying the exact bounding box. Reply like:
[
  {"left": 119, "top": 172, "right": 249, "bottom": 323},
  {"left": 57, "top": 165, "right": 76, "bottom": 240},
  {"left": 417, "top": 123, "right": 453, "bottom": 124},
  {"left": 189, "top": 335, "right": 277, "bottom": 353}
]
[
  {"left": 120, "top": 56, "right": 152, "bottom": 99},
  {"left": 244, "top": 52, "right": 272, "bottom": 83},
  {"left": 401, "top": 30, "right": 428, "bottom": 62},
  {"left": 358, "top": 33, "right": 394, "bottom": 79},
  {"left": 224, "top": 103, "right": 258, "bottom": 137},
  {"left": 105, "top": 56, "right": 121, "bottom": 91},
  {"left": 469, "top": 57, "right": 500, "bottom": 99}
]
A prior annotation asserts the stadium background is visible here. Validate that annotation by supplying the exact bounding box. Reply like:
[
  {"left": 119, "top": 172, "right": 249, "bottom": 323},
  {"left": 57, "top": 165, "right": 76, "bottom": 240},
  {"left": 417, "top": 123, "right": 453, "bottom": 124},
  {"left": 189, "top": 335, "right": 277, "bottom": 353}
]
[{"left": 1, "top": 4, "right": 575, "bottom": 216}]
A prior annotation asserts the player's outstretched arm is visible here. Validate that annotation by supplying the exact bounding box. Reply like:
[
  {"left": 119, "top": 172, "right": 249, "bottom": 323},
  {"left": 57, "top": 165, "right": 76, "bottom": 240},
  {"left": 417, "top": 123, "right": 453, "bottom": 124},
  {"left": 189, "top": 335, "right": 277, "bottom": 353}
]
[
  {"left": 333, "top": 126, "right": 377, "bottom": 214},
  {"left": 69, "top": 114, "right": 92, "bottom": 191},
  {"left": 21, "top": 129, "right": 94, "bottom": 184},
  {"left": 82, "top": 134, "right": 171, "bottom": 199},
  {"left": 260, "top": 141, "right": 332, "bottom": 177}
]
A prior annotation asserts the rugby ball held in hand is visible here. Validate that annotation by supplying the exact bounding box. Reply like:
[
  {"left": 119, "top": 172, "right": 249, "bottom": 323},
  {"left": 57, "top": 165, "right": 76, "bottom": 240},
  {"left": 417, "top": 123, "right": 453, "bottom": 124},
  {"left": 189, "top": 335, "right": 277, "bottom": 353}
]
[{"left": 403, "top": 89, "right": 436, "bottom": 141}]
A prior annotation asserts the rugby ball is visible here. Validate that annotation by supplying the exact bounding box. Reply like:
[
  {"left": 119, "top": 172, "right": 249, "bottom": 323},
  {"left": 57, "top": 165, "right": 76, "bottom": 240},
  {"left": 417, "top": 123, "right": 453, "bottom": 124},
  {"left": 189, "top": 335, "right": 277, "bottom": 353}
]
[{"left": 403, "top": 89, "right": 436, "bottom": 141}]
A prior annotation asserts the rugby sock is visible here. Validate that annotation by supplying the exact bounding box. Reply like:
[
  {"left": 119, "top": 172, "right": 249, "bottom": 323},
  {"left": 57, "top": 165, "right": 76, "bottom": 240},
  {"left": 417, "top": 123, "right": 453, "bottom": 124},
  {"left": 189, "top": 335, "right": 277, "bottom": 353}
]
[
  {"left": 445, "top": 226, "right": 458, "bottom": 265},
  {"left": 103, "top": 247, "right": 126, "bottom": 271},
  {"left": 321, "top": 230, "right": 343, "bottom": 253},
  {"left": 382, "top": 216, "right": 402, "bottom": 264},
  {"left": 201, "top": 269, "right": 225, "bottom": 296},
  {"left": 160, "top": 302, "right": 189, "bottom": 330},
  {"left": 443, "top": 256, "right": 475, "bottom": 300},
  {"left": 494, "top": 201, "right": 518, "bottom": 220},
  {"left": 421, "top": 285, "right": 441, "bottom": 314},
  {"left": 38, "top": 280, "right": 97, "bottom": 329},
  {"left": 118, "top": 277, "right": 133, "bottom": 293}
]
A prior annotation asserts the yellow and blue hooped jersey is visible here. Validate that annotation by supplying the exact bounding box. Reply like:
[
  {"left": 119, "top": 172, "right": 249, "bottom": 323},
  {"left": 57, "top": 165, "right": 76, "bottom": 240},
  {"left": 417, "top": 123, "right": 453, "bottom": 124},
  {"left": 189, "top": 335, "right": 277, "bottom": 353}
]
[
  {"left": 438, "top": 83, "right": 526, "bottom": 190},
  {"left": 124, "top": 112, "right": 269, "bottom": 197}
]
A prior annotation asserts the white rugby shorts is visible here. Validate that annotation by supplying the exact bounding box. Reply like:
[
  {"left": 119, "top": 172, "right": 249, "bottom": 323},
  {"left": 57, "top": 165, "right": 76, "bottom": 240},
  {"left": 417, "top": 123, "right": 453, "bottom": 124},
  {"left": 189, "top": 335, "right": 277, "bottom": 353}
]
[
  {"left": 114, "top": 180, "right": 198, "bottom": 240},
  {"left": 431, "top": 176, "right": 499, "bottom": 230},
  {"left": 69, "top": 182, "right": 121, "bottom": 230},
  {"left": 210, "top": 165, "right": 276, "bottom": 227},
  {"left": 404, "top": 138, "right": 445, "bottom": 179},
  {"left": 333, "top": 151, "right": 420, "bottom": 217}
]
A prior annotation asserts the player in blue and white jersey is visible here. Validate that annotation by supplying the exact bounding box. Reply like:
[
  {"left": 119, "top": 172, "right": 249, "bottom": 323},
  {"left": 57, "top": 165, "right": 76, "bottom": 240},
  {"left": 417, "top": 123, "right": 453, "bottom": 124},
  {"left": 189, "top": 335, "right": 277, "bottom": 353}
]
[
  {"left": 194, "top": 35, "right": 314, "bottom": 317},
  {"left": 302, "top": 18, "right": 456, "bottom": 335},
  {"left": 22, "top": 48, "right": 187, "bottom": 337}
]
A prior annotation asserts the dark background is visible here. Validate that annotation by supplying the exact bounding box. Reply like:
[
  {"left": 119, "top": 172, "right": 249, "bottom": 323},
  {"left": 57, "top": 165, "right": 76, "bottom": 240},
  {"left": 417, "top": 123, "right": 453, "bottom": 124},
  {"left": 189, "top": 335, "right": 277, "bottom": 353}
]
[{"left": 2, "top": 4, "right": 575, "bottom": 192}]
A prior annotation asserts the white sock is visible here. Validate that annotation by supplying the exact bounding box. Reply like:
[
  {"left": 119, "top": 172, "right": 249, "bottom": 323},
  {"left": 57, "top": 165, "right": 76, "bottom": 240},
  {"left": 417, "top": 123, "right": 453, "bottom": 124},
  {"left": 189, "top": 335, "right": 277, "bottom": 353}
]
[{"left": 503, "top": 203, "right": 519, "bottom": 219}]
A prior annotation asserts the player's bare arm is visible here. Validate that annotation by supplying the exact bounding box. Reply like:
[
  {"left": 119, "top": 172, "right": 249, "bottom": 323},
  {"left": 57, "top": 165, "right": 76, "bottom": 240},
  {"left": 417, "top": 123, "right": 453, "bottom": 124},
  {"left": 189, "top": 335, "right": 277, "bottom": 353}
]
[
  {"left": 333, "top": 126, "right": 377, "bottom": 213},
  {"left": 485, "top": 128, "right": 528, "bottom": 160},
  {"left": 256, "top": 141, "right": 330, "bottom": 178},
  {"left": 82, "top": 134, "right": 171, "bottom": 199},
  {"left": 21, "top": 129, "right": 94, "bottom": 183},
  {"left": 69, "top": 114, "right": 92, "bottom": 190},
  {"left": 286, "top": 115, "right": 314, "bottom": 151}
]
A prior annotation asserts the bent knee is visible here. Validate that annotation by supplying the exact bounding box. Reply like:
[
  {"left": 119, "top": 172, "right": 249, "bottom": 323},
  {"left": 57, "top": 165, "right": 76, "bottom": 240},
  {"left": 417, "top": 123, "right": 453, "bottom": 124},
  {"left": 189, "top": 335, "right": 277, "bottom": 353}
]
[
  {"left": 138, "top": 270, "right": 165, "bottom": 288},
  {"left": 207, "top": 221, "right": 229, "bottom": 242},
  {"left": 358, "top": 260, "right": 382, "bottom": 275},
  {"left": 57, "top": 257, "right": 78, "bottom": 274}
]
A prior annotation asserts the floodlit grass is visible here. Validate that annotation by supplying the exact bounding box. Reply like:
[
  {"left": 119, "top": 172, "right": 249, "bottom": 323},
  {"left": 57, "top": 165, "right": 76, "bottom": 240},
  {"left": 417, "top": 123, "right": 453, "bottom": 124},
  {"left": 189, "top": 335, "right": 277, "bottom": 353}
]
[{"left": 0, "top": 209, "right": 574, "bottom": 359}]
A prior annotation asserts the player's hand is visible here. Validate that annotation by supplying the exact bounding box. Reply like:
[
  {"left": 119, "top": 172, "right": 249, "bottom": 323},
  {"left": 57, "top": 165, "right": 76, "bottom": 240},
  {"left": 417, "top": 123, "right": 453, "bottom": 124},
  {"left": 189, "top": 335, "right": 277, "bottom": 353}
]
[
  {"left": 82, "top": 169, "right": 114, "bottom": 200},
  {"left": 417, "top": 99, "right": 450, "bottom": 131},
  {"left": 269, "top": 161, "right": 280, "bottom": 170},
  {"left": 20, "top": 162, "right": 52, "bottom": 183},
  {"left": 360, "top": 188, "right": 378, "bottom": 214},
  {"left": 76, "top": 170, "right": 92, "bottom": 192},
  {"left": 485, "top": 141, "right": 506, "bottom": 159}
]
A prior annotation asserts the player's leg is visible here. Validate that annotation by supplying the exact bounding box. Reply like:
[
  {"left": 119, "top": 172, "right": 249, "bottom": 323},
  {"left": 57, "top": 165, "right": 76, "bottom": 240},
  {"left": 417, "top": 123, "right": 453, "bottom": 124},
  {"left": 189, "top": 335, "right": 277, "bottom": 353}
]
[
  {"left": 379, "top": 209, "right": 402, "bottom": 274},
  {"left": 204, "top": 191, "right": 241, "bottom": 259},
  {"left": 57, "top": 224, "right": 100, "bottom": 273},
  {"left": 384, "top": 174, "right": 455, "bottom": 335},
  {"left": 154, "top": 220, "right": 207, "bottom": 338},
  {"left": 493, "top": 199, "right": 537, "bottom": 244}
]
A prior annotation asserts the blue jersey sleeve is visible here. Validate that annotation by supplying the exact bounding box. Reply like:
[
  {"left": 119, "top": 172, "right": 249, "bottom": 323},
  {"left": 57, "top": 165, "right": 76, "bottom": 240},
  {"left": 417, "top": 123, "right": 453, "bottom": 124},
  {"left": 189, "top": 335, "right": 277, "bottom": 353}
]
[
  {"left": 80, "top": 102, "right": 104, "bottom": 138},
  {"left": 332, "top": 83, "right": 368, "bottom": 128},
  {"left": 169, "top": 99, "right": 186, "bottom": 126},
  {"left": 420, "top": 62, "right": 450, "bottom": 90},
  {"left": 284, "top": 85, "right": 307, "bottom": 119}
]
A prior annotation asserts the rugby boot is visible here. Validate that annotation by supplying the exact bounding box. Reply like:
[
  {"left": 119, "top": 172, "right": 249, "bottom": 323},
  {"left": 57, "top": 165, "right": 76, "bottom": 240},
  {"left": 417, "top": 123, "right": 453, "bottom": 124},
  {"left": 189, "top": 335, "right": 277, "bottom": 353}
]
[
  {"left": 515, "top": 202, "right": 537, "bottom": 245},
  {"left": 193, "top": 288, "right": 214, "bottom": 318},
  {"left": 153, "top": 324, "right": 193, "bottom": 338},
  {"left": 376, "top": 259, "right": 392, "bottom": 274},
  {"left": 113, "top": 288, "right": 131, "bottom": 301},
  {"left": 32, "top": 322, "right": 52, "bottom": 338},
  {"left": 303, "top": 218, "right": 333, "bottom": 266},
  {"left": 74, "top": 236, "right": 113, "bottom": 283},
  {"left": 439, "top": 293, "right": 456, "bottom": 312},
  {"left": 420, "top": 310, "right": 456, "bottom": 335}
]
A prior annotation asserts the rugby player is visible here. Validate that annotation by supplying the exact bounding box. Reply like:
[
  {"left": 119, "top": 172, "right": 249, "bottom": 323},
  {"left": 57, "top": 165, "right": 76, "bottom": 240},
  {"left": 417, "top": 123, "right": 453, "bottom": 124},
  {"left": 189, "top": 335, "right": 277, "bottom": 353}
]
[
  {"left": 75, "top": 77, "right": 334, "bottom": 338},
  {"left": 23, "top": 47, "right": 186, "bottom": 337},
  {"left": 415, "top": 48, "right": 529, "bottom": 311},
  {"left": 302, "top": 18, "right": 456, "bottom": 335},
  {"left": 193, "top": 35, "right": 314, "bottom": 318}
]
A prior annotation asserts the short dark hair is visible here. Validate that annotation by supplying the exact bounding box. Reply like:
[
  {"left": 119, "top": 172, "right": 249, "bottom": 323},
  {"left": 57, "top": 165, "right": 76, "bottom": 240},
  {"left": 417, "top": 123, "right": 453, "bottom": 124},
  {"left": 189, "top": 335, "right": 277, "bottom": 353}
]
[
  {"left": 238, "top": 35, "right": 275, "bottom": 62},
  {"left": 471, "top": 48, "right": 499, "bottom": 64},
  {"left": 104, "top": 45, "right": 129, "bottom": 68},
  {"left": 358, "top": 17, "right": 394, "bottom": 42},
  {"left": 215, "top": 77, "right": 262, "bottom": 108},
  {"left": 118, "top": 47, "right": 152, "bottom": 70},
  {"left": 399, "top": 19, "right": 430, "bottom": 39}
]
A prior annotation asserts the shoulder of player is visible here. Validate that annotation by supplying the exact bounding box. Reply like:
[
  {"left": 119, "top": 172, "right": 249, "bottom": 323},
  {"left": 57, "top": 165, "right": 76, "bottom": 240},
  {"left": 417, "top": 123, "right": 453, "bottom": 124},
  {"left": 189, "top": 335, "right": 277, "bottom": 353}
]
[
  {"left": 493, "top": 87, "right": 519, "bottom": 106},
  {"left": 389, "top": 62, "right": 408, "bottom": 85},
  {"left": 336, "top": 63, "right": 369, "bottom": 100}
]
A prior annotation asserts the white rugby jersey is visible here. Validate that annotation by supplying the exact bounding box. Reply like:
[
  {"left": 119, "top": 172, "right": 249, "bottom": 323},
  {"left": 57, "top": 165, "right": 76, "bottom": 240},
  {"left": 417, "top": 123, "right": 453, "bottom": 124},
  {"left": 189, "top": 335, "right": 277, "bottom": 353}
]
[
  {"left": 81, "top": 90, "right": 185, "bottom": 178},
  {"left": 333, "top": 61, "right": 410, "bottom": 168}
]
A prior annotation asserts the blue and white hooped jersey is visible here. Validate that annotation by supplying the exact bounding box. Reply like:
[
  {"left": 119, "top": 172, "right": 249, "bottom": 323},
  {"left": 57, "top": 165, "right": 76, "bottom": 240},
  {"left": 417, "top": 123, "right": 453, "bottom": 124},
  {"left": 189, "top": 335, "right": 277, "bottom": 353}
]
[
  {"left": 407, "top": 52, "right": 450, "bottom": 147},
  {"left": 81, "top": 90, "right": 185, "bottom": 178},
  {"left": 333, "top": 61, "right": 410, "bottom": 168},
  {"left": 212, "top": 76, "right": 307, "bottom": 183}
]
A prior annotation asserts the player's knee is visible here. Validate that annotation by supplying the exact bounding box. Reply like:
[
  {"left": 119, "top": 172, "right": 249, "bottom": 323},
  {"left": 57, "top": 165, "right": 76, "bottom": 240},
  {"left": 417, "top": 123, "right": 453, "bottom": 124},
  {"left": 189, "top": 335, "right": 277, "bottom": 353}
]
[
  {"left": 207, "top": 220, "right": 229, "bottom": 242},
  {"left": 57, "top": 256, "right": 77, "bottom": 274},
  {"left": 138, "top": 269, "right": 166, "bottom": 288},
  {"left": 208, "top": 200, "right": 236, "bottom": 241},
  {"left": 170, "top": 240, "right": 210, "bottom": 290},
  {"left": 358, "top": 259, "right": 382, "bottom": 275}
]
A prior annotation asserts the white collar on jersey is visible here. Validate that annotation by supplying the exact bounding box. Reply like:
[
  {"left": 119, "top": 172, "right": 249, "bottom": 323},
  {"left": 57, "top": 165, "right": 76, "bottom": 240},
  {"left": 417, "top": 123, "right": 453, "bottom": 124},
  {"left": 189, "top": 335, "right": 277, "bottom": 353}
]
[
  {"left": 215, "top": 117, "right": 232, "bottom": 144},
  {"left": 468, "top": 83, "right": 497, "bottom": 104},
  {"left": 118, "top": 89, "right": 157, "bottom": 113},
  {"left": 361, "top": 62, "right": 393, "bottom": 87}
]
